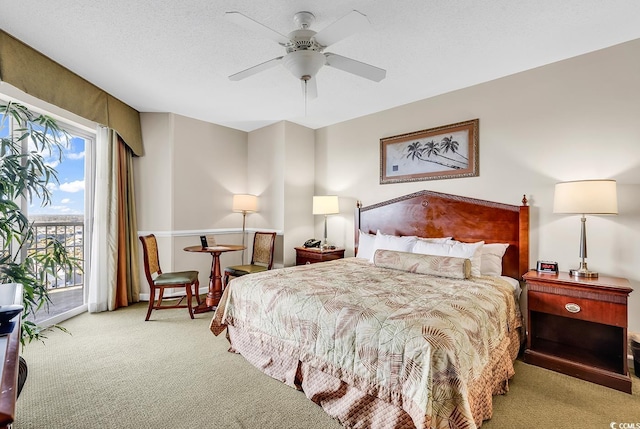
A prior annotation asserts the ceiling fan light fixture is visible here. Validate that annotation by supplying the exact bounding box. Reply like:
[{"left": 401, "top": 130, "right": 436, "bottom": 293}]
[{"left": 282, "top": 50, "right": 326, "bottom": 80}]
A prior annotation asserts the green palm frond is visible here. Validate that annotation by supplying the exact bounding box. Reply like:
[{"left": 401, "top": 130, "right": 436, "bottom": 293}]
[{"left": 1, "top": 101, "right": 73, "bottom": 346}]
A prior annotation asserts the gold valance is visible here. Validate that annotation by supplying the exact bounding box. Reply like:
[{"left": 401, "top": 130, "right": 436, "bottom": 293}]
[{"left": 0, "top": 30, "right": 143, "bottom": 156}]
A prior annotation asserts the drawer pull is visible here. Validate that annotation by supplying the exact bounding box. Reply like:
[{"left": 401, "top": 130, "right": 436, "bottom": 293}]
[{"left": 564, "top": 303, "right": 581, "bottom": 313}]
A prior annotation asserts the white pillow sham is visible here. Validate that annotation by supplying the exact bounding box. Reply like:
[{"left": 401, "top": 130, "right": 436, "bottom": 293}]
[
  {"left": 355, "top": 230, "right": 376, "bottom": 260},
  {"left": 371, "top": 230, "right": 418, "bottom": 261},
  {"left": 412, "top": 240, "right": 484, "bottom": 276},
  {"left": 357, "top": 231, "right": 456, "bottom": 262},
  {"left": 480, "top": 243, "right": 509, "bottom": 277}
]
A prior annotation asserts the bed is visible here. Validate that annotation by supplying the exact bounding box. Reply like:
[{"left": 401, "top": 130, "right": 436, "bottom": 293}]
[{"left": 211, "top": 190, "right": 530, "bottom": 429}]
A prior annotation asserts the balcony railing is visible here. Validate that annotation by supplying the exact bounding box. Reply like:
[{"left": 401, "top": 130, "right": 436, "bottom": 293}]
[{"left": 30, "top": 221, "right": 84, "bottom": 290}]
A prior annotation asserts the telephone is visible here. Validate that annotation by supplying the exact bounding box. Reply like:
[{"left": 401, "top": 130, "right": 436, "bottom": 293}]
[{"left": 303, "top": 239, "right": 321, "bottom": 248}]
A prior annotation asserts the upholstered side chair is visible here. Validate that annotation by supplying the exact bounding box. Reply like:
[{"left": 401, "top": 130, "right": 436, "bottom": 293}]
[
  {"left": 223, "top": 232, "right": 276, "bottom": 289},
  {"left": 139, "top": 234, "right": 200, "bottom": 321}
]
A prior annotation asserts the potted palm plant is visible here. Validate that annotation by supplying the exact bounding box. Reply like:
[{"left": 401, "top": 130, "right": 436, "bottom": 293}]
[{"left": 0, "top": 101, "right": 78, "bottom": 345}]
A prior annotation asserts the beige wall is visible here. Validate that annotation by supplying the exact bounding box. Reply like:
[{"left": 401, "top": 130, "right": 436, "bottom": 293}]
[
  {"left": 248, "top": 122, "right": 285, "bottom": 231},
  {"left": 314, "top": 39, "right": 640, "bottom": 332},
  {"left": 282, "top": 122, "right": 315, "bottom": 265},
  {"left": 135, "top": 115, "right": 315, "bottom": 295},
  {"left": 247, "top": 121, "right": 315, "bottom": 266},
  {"left": 135, "top": 113, "right": 248, "bottom": 296}
]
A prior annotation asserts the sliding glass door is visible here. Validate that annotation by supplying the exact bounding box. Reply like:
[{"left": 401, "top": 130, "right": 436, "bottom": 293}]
[{"left": 1, "top": 99, "right": 95, "bottom": 325}]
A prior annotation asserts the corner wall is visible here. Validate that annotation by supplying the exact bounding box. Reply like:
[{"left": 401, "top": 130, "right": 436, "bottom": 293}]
[
  {"left": 247, "top": 121, "right": 315, "bottom": 266},
  {"left": 135, "top": 112, "right": 248, "bottom": 296}
]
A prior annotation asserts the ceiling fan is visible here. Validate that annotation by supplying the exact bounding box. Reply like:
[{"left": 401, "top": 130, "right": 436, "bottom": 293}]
[{"left": 225, "top": 10, "right": 386, "bottom": 99}]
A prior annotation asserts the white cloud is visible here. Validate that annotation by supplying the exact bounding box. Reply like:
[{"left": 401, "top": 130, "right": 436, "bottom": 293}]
[
  {"left": 46, "top": 205, "right": 80, "bottom": 214},
  {"left": 59, "top": 180, "right": 84, "bottom": 193},
  {"left": 61, "top": 198, "right": 71, "bottom": 204},
  {"left": 66, "top": 151, "right": 85, "bottom": 160}
]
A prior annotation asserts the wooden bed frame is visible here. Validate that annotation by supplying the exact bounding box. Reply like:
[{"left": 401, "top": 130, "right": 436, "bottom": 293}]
[{"left": 355, "top": 190, "right": 530, "bottom": 280}]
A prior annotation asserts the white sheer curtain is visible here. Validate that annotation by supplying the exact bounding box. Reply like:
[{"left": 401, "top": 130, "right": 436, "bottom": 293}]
[{"left": 87, "top": 127, "right": 118, "bottom": 312}]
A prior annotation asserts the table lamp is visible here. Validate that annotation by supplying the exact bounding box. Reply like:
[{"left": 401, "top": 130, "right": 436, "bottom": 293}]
[
  {"left": 232, "top": 194, "right": 258, "bottom": 263},
  {"left": 313, "top": 195, "right": 339, "bottom": 250},
  {"left": 553, "top": 179, "right": 617, "bottom": 278}
]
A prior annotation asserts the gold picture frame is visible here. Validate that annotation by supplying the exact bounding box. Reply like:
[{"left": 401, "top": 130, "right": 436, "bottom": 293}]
[{"left": 380, "top": 119, "right": 479, "bottom": 184}]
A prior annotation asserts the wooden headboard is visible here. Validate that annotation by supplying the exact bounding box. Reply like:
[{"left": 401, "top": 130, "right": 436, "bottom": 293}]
[{"left": 355, "top": 190, "right": 530, "bottom": 279}]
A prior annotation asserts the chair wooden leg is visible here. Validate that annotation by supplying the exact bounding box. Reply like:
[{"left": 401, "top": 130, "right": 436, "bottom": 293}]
[
  {"left": 186, "top": 284, "right": 194, "bottom": 319},
  {"left": 145, "top": 286, "right": 156, "bottom": 321},
  {"left": 158, "top": 288, "right": 165, "bottom": 306},
  {"left": 194, "top": 279, "right": 201, "bottom": 305}
]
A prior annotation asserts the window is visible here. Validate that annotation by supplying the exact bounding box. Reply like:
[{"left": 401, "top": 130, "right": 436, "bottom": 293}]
[{"left": 1, "top": 97, "right": 95, "bottom": 325}]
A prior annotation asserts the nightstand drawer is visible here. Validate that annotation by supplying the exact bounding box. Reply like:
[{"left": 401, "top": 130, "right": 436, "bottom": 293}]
[{"left": 528, "top": 290, "right": 626, "bottom": 327}]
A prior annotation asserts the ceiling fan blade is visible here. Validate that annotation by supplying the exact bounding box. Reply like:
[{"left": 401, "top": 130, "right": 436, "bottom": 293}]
[
  {"left": 313, "top": 10, "right": 370, "bottom": 48},
  {"left": 324, "top": 53, "right": 386, "bottom": 82},
  {"left": 300, "top": 77, "right": 318, "bottom": 99},
  {"left": 225, "top": 12, "right": 291, "bottom": 46},
  {"left": 229, "top": 57, "right": 283, "bottom": 81}
]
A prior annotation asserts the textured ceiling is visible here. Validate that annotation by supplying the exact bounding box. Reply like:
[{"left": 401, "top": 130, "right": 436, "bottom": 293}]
[{"left": 2, "top": 1, "right": 640, "bottom": 132}]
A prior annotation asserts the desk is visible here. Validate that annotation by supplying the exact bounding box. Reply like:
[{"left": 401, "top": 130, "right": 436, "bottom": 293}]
[
  {"left": 0, "top": 318, "right": 20, "bottom": 429},
  {"left": 184, "top": 245, "right": 244, "bottom": 313},
  {"left": 0, "top": 283, "right": 23, "bottom": 428}
]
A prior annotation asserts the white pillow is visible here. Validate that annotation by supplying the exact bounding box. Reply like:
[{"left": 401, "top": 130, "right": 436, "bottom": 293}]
[
  {"left": 412, "top": 240, "right": 484, "bottom": 276},
  {"left": 371, "top": 230, "right": 418, "bottom": 262},
  {"left": 481, "top": 243, "right": 509, "bottom": 277},
  {"left": 356, "top": 230, "right": 376, "bottom": 260}
]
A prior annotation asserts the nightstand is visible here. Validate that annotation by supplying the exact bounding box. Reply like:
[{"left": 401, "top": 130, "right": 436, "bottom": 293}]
[
  {"left": 523, "top": 270, "right": 633, "bottom": 393},
  {"left": 295, "top": 247, "right": 345, "bottom": 266}
]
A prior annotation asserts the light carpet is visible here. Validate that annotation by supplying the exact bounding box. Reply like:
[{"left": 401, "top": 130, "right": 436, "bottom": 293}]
[{"left": 14, "top": 302, "right": 640, "bottom": 429}]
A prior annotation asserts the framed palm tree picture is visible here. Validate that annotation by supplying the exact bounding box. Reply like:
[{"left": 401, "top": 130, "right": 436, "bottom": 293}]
[{"left": 380, "top": 119, "right": 479, "bottom": 184}]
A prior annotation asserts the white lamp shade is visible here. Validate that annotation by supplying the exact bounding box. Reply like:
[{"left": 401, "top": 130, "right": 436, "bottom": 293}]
[
  {"left": 312, "top": 195, "right": 339, "bottom": 215},
  {"left": 553, "top": 180, "right": 618, "bottom": 215},
  {"left": 232, "top": 194, "right": 258, "bottom": 213}
]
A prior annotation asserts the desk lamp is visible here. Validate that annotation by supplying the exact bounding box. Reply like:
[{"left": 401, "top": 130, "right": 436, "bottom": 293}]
[
  {"left": 313, "top": 195, "right": 339, "bottom": 249},
  {"left": 553, "top": 179, "right": 617, "bottom": 278}
]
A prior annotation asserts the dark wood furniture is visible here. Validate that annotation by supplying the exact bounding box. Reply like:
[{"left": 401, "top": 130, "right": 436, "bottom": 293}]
[
  {"left": 139, "top": 234, "right": 201, "bottom": 320},
  {"left": 0, "top": 315, "right": 21, "bottom": 429},
  {"left": 224, "top": 232, "right": 276, "bottom": 288},
  {"left": 183, "top": 244, "right": 244, "bottom": 313},
  {"left": 355, "top": 190, "right": 530, "bottom": 279},
  {"left": 295, "top": 247, "right": 345, "bottom": 265},
  {"left": 523, "top": 270, "right": 633, "bottom": 393}
]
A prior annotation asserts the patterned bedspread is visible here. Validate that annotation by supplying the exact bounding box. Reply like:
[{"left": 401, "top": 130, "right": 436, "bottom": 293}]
[{"left": 210, "top": 257, "right": 522, "bottom": 429}]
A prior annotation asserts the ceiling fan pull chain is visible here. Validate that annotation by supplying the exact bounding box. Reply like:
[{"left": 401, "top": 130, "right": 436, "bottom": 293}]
[{"left": 303, "top": 76, "right": 309, "bottom": 116}]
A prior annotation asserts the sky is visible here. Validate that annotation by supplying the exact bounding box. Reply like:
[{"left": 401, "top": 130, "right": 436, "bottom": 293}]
[
  {"left": 1, "top": 111, "right": 86, "bottom": 216},
  {"left": 30, "top": 135, "right": 86, "bottom": 216}
]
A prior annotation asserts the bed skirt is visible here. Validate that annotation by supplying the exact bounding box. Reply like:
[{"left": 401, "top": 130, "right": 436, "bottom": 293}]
[{"left": 225, "top": 324, "right": 522, "bottom": 429}]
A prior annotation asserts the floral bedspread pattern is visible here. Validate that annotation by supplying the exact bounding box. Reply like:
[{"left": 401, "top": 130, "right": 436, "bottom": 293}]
[{"left": 211, "top": 258, "right": 521, "bottom": 429}]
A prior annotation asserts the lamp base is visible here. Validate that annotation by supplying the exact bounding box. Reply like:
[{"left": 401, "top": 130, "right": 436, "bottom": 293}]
[{"left": 569, "top": 262, "right": 598, "bottom": 278}]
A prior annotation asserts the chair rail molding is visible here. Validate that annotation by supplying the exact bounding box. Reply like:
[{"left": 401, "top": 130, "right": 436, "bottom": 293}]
[{"left": 137, "top": 228, "right": 283, "bottom": 237}]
